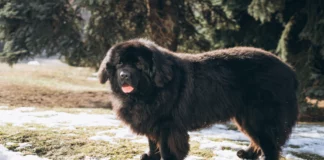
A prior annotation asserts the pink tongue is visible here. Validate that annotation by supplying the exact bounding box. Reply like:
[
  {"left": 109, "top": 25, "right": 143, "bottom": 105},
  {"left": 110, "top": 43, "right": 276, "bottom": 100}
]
[{"left": 122, "top": 84, "right": 134, "bottom": 93}]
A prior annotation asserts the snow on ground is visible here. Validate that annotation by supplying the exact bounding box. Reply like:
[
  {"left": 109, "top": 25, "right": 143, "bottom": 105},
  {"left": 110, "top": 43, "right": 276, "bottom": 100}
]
[
  {"left": 5, "top": 142, "right": 31, "bottom": 150},
  {"left": 90, "top": 128, "right": 147, "bottom": 144},
  {"left": 0, "top": 106, "right": 8, "bottom": 109},
  {"left": 27, "top": 61, "right": 40, "bottom": 66},
  {"left": 189, "top": 123, "right": 324, "bottom": 160},
  {"left": 285, "top": 124, "right": 324, "bottom": 157},
  {"left": 0, "top": 145, "right": 47, "bottom": 160},
  {"left": 20, "top": 58, "right": 68, "bottom": 67},
  {"left": 15, "top": 143, "right": 32, "bottom": 150},
  {"left": 0, "top": 106, "right": 324, "bottom": 160},
  {"left": 0, "top": 107, "right": 120, "bottom": 128}
]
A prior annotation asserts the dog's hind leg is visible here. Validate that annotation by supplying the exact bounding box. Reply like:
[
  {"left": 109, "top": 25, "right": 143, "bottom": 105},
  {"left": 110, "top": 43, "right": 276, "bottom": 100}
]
[
  {"left": 234, "top": 105, "right": 288, "bottom": 160},
  {"left": 233, "top": 117, "right": 262, "bottom": 159},
  {"left": 257, "top": 129, "right": 281, "bottom": 160}
]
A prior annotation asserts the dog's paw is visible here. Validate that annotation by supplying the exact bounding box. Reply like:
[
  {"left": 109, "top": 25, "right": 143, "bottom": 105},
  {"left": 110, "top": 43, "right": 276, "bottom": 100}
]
[
  {"left": 237, "top": 149, "right": 261, "bottom": 159},
  {"left": 140, "top": 153, "right": 160, "bottom": 160},
  {"left": 140, "top": 153, "right": 149, "bottom": 160},
  {"left": 237, "top": 149, "right": 245, "bottom": 158}
]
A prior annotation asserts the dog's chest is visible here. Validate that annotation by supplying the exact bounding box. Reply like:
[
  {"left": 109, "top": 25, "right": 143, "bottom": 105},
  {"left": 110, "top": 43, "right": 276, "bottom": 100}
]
[{"left": 116, "top": 103, "right": 157, "bottom": 133}]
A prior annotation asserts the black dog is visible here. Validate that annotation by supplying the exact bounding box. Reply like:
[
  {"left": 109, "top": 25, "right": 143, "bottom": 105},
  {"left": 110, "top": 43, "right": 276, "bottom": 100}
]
[{"left": 98, "top": 39, "right": 299, "bottom": 160}]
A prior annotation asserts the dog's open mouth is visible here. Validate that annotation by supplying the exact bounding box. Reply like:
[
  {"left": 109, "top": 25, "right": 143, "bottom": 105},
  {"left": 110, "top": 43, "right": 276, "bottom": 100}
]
[{"left": 121, "top": 83, "right": 134, "bottom": 93}]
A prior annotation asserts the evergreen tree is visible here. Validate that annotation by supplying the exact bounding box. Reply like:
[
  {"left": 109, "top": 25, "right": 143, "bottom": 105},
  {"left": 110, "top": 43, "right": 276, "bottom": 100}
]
[{"left": 0, "top": 0, "right": 88, "bottom": 66}]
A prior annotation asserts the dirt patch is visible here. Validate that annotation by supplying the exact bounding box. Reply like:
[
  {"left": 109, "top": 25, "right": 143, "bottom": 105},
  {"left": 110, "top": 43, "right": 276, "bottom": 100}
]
[
  {"left": 0, "top": 84, "right": 112, "bottom": 109},
  {"left": 306, "top": 97, "right": 324, "bottom": 108},
  {"left": 299, "top": 107, "right": 324, "bottom": 122},
  {"left": 0, "top": 63, "right": 113, "bottom": 109},
  {"left": 299, "top": 97, "right": 324, "bottom": 122}
]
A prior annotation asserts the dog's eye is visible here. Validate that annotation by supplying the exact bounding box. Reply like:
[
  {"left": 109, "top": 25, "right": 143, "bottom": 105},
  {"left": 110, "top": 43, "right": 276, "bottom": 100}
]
[{"left": 136, "top": 62, "right": 144, "bottom": 69}]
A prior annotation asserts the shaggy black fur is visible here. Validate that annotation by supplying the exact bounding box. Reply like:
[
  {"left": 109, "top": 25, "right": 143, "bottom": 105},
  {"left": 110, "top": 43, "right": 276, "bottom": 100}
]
[{"left": 98, "top": 39, "right": 299, "bottom": 160}]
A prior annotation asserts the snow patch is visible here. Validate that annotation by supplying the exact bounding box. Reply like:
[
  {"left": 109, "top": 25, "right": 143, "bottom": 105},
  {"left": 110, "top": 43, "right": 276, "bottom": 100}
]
[
  {"left": 26, "top": 127, "right": 37, "bottom": 131},
  {"left": 198, "top": 139, "right": 244, "bottom": 151},
  {"left": 185, "top": 155, "right": 205, "bottom": 160},
  {"left": 87, "top": 77, "right": 98, "bottom": 81},
  {"left": 190, "top": 124, "right": 249, "bottom": 141},
  {"left": 27, "top": 61, "right": 40, "bottom": 66},
  {"left": 5, "top": 143, "right": 15, "bottom": 146},
  {"left": 89, "top": 135, "right": 116, "bottom": 144},
  {"left": 0, "top": 106, "right": 9, "bottom": 109},
  {"left": 189, "top": 123, "right": 324, "bottom": 159},
  {"left": 213, "top": 149, "right": 241, "bottom": 160},
  {"left": 90, "top": 128, "right": 147, "bottom": 144},
  {"left": 0, "top": 107, "right": 324, "bottom": 159},
  {"left": 0, "top": 145, "right": 47, "bottom": 160},
  {"left": 0, "top": 109, "right": 120, "bottom": 128},
  {"left": 16, "top": 143, "right": 32, "bottom": 150},
  {"left": 14, "top": 107, "right": 36, "bottom": 112}
]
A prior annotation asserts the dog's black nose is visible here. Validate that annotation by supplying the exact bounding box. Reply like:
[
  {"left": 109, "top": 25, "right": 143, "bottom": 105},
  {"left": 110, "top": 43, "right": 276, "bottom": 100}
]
[{"left": 120, "top": 71, "right": 130, "bottom": 79}]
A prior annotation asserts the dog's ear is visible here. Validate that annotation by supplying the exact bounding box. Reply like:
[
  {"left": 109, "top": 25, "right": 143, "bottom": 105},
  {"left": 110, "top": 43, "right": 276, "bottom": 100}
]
[
  {"left": 152, "top": 49, "right": 174, "bottom": 87},
  {"left": 98, "top": 53, "right": 111, "bottom": 84}
]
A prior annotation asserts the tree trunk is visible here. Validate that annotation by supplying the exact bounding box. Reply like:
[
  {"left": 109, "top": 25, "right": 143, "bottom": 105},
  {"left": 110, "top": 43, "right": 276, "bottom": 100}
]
[{"left": 145, "top": 0, "right": 181, "bottom": 51}]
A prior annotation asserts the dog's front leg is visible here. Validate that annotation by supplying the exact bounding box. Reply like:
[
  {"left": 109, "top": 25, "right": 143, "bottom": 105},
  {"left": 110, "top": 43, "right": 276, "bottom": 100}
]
[
  {"left": 159, "top": 127, "right": 189, "bottom": 160},
  {"left": 159, "top": 128, "right": 176, "bottom": 160}
]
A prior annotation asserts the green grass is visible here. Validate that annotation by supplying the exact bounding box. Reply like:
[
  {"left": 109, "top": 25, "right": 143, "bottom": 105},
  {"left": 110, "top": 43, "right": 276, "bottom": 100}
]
[
  {"left": 0, "top": 123, "right": 224, "bottom": 160},
  {"left": 208, "top": 137, "right": 249, "bottom": 145},
  {"left": 0, "top": 124, "right": 145, "bottom": 160},
  {"left": 290, "top": 151, "right": 324, "bottom": 160},
  {"left": 190, "top": 141, "right": 214, "bottom": 159},
  {"left": 1, "top": 109, "right": 324, "bottom": 159}
]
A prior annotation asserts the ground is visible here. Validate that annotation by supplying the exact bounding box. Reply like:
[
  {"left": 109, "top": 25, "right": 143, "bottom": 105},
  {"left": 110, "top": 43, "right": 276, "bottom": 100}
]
[
  {"left": 0, "top": 61, "right": 324, "bottom": 160},
  {"left": 0, "top": 62, "right": 111, "bottom": 109}
]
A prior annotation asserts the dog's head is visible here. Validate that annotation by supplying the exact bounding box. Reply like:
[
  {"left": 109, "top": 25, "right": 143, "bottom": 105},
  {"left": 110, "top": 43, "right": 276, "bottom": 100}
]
[{"left": 98, "top": 39, "right": 174, "bottom": 96}]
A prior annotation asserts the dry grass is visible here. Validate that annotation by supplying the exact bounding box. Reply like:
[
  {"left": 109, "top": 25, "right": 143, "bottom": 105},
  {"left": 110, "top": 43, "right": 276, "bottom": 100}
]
[
  {"left": 0, "top": 63, "right": 112, "bottom": 108},
  {"left": 0, "top": 63, "right": 104, "bottom": 91},
  {"left": 0, "top": 125, "right": 146, "bottom": 160}
]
